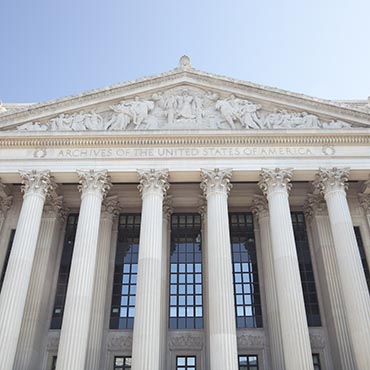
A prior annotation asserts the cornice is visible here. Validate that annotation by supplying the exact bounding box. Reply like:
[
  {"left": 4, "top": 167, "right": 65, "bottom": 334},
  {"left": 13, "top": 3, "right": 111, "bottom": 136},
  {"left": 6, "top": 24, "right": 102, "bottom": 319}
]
[{"left": 0, "top": 129, "right": 370, "bottom": 148}]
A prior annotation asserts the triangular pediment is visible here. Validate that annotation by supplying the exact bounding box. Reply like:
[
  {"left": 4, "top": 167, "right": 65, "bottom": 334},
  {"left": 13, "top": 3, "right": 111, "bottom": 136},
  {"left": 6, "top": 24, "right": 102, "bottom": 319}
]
[{"left": 1, "top": 56, "right": 369, "bottom": 132}]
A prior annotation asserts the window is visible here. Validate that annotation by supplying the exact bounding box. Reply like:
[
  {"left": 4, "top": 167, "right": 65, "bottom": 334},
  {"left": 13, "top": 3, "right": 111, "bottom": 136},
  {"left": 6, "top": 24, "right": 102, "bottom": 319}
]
[
  {"left": 114, "top": 356, "right": 132, "bottom": 369},
  {"left": 239, "top": 355, "right": 258, "bottom": 370},
  {"left": 0, "top": 229, "right": 15, "bottom": 292},
  {"left": 312, "top": 354, "right": 321, "bottom": 370},
  {"left": 230, "top": 213, "right": 262, "bottom": 328},
  {"left": 176, "top": 356, "right": 196, "bottom": 370},
  {"left": 169, "top": 214, "right": 203, "bottom": 329},
  {"left": 354, "top": 227, "right": 370, "bottom": 291},
  {"left": 110, "top": 214, "right": 140, "bottom": 329},
  {"left": 291, "top": 212, "right": 321, "bottom": 326},
  {"left": 51, "top": 356, "right": 57, "bottom": 370},
  {"left": 50, "top": 214, "right": 78, "bottom": 329}
]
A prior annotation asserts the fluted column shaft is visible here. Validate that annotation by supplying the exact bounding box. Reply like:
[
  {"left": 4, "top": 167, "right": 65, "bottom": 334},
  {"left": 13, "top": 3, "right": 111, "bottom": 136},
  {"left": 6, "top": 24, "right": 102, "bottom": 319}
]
[
  {"left": 305, "top": 195, "right": 355, "bottom": 370},
  {"left": 14, "top": 198, "right": 65, "bottom": 370},
  {"left": 252, "top": 196, "right": 285, "bottom": 370},
  {"left": 315, "top": 168, "right": 370, "bottom": 370},
  {"left": 56, "top": 170, "right": 111, "bottom": 370},
  {"left": 0, "top": 170, "right": 54, "bottom": 370},
  {"left": 85, "top": 196, "right": 119, "bottom": 370},
  {"left": 259, "top": 168, "right": 313, "bottom": 370},
  {"left": 131, "top": 169, "right": 169, "bottom": 370},
  {"left": 201, "top": 168, "right": 238, "bottom": 370}
]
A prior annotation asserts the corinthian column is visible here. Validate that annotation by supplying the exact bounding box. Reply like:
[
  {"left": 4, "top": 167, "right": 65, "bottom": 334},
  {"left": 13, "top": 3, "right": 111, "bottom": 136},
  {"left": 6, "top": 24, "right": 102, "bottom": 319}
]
[
  {"left": 200, "top": 168, "right": 238, "bottom": 370},
  {"left": 14, "top": 195, "right": 66, "bottom": 370},
  {"left": 86, "top": 196, "right": 120, "bottom": 370},
  {"left": 131, "top": 169, "right": 169, "bottom": 370},
  {"left": 252, "top": 196, "right": 285, "bottom": 370},
  {"left": 0, "top": 180, "right": 12, "bottom": 235},
  {"left": 0, "top": 170, "right": 54, "bottom": 370},
  {"left": 314, "top": 168, "right": 370, "bottom": 370},
  {"left": 56, "top": 170, "right": 111, "bottom": 370},
  {"left": 258, "top": 168, "right": 313, "bottom": 370},
  {"left": 304, "top": 194, "right": 355, "bottom": 370}
]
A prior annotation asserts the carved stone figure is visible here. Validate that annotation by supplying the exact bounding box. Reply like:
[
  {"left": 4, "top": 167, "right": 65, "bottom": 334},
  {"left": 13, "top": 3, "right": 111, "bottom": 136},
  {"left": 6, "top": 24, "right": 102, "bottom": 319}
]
[
  {"left": 176, "top": 89, "right": 195, "bottom": 120},
  {"left": 0, "top": 101, "right": 6, "bottom": 113}
]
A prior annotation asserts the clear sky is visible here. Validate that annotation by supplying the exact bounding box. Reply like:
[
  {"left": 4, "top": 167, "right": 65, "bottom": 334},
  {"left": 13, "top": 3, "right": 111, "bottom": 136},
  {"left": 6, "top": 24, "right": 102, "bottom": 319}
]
[{"left": 1, "top": 0, "right": 369, "bottom": 103}]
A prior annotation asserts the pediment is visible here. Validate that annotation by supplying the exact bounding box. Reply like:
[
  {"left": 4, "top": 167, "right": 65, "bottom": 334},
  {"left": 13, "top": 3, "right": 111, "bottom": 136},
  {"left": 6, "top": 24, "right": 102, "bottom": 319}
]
[{"left": 1, "top": 57, "right": 369, "bottom": 132}]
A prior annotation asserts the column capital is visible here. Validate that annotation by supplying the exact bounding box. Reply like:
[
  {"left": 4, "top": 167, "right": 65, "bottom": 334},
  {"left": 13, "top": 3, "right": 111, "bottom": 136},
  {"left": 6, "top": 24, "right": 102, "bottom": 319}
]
[
  {"left": 43, "top": 194, "right": 68, "bottom": 221},
  {"left": 198, "top": 195, "right": 207, "bottom": 221},
  {"left": 0, "top": 195, "right": 13, "bottom": 216},
  {"left": 258, "top": 168, "right": 293, "bottom": 197},
  {"left": 77, "top": 169, "right": 112, "bottom": 199},
  {"left": 163, "top": 195, "right": 173, "bottom": 221},
  {"left": 251, "top": 195, "right": 269, "bottom": 220},
  {"left": 303, "top": 194, "right": 327, "bottom": 222},
  {"left": 358, "top": 193, "right": 370, "bottom": 215},
  {"left": 200, "top": 168, "right": 232, "bottom": 197},
  {"left": 19, "top": 170, "right": 55, "bottom": 198},
  {"left": 101, "top": 195, "right": 120, "bottom": 219},
  {"left": 137, "top": 169, "right": 170, "bottom": 198},
  {"left": 313, "top": 167, "right": 350, "bottom": 196}
]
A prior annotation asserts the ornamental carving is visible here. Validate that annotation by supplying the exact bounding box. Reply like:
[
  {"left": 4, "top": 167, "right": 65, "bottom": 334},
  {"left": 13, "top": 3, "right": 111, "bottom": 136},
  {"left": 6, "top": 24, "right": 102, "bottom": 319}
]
[
  {"left": 358, "top": 193, "right": 370, "bottom": 215},
  {"left": 198, "top": 195, "right": 207, "bottom": 220},
  {"left": 169, "top": 334, "right": 204, "bottom": 350},
  {"left": 137, "top": 169, "right": 170, "bottom": 197},
  {"left": 237, "top": 332, "right": 265, "bottom": 348},
  {"left": 47, "top": 336, "right": 60, "bottom": 350},
  {"left": 251, "top": 195, "right": 269, "bottom": 220},
  {"left": 313, "top": 167, "right": 350, "bottom": 195},
  {"left": 163, "top": 195, "right": 174, "bottom": 220},
  {"left": 43, "top": 194, "right": 67, "bottom": 221},
  {"left": 258, "top": 168, "right": 293, "bottom": 197},
  {"left": 77, "top": 169, "right": 112, "bottom": 198},
  {"left": 107, "top": 334, "right": 133, "bottom": 350},
  {"left": 0, "top": 195, "right": 12, "bottom": 216},
  {"left": 309, "top": 332, "right": 325, "bottom": 348},
  {"left": 303, "top": 194, "right": 327, "bottom": 222},
  {"left": 101, "top": 195, "right": 120, "bottom": 218},
  {"left": 15, "top": 87, "right": 352, "bottom": 132},
  {"left": 200, "top": 168, "right": 233, "bottom": 197},
  {"left": 19, "top": 170, "right": 55, "bottom": 197}
]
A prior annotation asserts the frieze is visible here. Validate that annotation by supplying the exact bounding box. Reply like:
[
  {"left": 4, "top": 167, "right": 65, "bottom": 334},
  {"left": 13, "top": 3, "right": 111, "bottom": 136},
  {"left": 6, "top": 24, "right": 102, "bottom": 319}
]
[
  {"left": 237, "top": 332, "right": 265, "bottom": 348},
  {"left": 107, "top": 334, "right": 133, "bottom": 351},
  {"left": 14, "top": 87, "right": 352, "bottom": 132},
  {"left": 169, "top": 333, "right": 204, "bottom": 350}
]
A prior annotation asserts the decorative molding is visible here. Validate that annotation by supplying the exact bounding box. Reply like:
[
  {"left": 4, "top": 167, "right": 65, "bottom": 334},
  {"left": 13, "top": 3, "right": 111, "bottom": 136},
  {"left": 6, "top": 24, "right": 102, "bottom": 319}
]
[
  {"left": 313, "top": 167, "right": 350, "bottom": 195},
  {"left": 101, "top": 195, "right": 120, "bottom": 219},
  {"left": 0, "top": 180, "right": 12, "bottom": 216},
  {"left": 163, "top": 195, "right": 173, "bottom": 221},
  {"left": 107, "top": 334, "right": 133, "bottom": 351},
  {"left": 43, "top": 194, "right": 67, "bottom": 221},
  {"left": 358, "top": 193, "right": 370, "bottom": 215},
  {"left": 309, "top": 332, "right": 325, "bottom": 349},
  {"left": 47, "top": 336, "right": 60, "bottom": 351},
  {"left": 77, "top": 169, "right": 111, "bottom": 199},
  {"left": 197, "top": 195, "right": 207, "bottom": 220},
  {"left": 137, "top": 169, "right": 170, "bottom": 197},
  {"left": 251, "top": 195, "right": 269, "bottom": 220},
  {"left": 169, "top": 333, "right": 204, "bottom": 350},
  {"left": 237, "top": 332, "right": 265, "bottom": 348},
  {"left": 200, "top": 168, "right": 233, "bottom": 197},
  {"left": 303, "top": 194, "right": 327, "bottom": 222},
  {"left": 258, "top": 168, "right": 293, "bottom": 197},
  {"left": 19, "top": 170, "right": 55, "bottom": 197}
]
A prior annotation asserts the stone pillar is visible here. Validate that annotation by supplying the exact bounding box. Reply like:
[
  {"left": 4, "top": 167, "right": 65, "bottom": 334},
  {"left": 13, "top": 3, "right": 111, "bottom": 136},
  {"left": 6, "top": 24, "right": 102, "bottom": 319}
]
[
  {"left": 314, "top": 168, "right": 370, "bottom": 370},
  {"left": 131, "top": 169, "right": 169, "bottom": 370},
  {"left": 304, "top": 194, "right": 355, "bottom": 370},
  {"left": 0, "top": 170, "right": 54, "bottom": 370},
  {"left": 258, "top": 168, "right": 313, "bottom": 370},
  {"left": 200, "top": 168, "right": 238, "bottom": 370},
  {"left": 85, "top": 196, "right": 120, "bottom": 370},
  {"left": 56, "top": 169, "right": 111, "bottom": 370},
  {"left": 252, "top": 195, "right": 285, "bottom": 370},
  {"left": 14, "top": 195, "right": 66, "bottom": 370},
  {"left": 358, "top": 192, "right": 370, "bottom": 267},
  {"left": 160, "top": 196, "right": 172, "bottom": 370}
]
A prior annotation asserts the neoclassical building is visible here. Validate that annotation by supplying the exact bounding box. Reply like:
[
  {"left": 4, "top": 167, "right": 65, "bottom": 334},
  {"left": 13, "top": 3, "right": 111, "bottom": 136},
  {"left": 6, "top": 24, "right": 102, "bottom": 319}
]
[{"left": 0, "top": 56, "right": 370, "bottom": 370}]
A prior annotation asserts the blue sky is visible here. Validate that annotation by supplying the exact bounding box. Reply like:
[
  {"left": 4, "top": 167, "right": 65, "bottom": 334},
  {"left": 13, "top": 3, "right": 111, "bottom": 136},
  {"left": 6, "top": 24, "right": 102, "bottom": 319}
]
[{"left": 1, "top": 0, "right": 369, "bottom": 103}]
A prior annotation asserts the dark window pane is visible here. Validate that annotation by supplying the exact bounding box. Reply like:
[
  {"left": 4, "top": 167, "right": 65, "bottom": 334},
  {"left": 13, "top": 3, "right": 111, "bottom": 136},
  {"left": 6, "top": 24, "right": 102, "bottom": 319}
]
[
  {"left": 238, "top": 355, "right": 259, "bottom": 370},
  {"left": 0, "top": 229, "right": 16, "bottom": 292},
  {"left": 354, "top": 227, "right": 370, "bottom": 291},
  {"left": 176, "top": 356, "right": 196, "bottom": 370},
  {"left": 110, "top": 214, "right": 141, "bottom": 329},
  {"left": 169, "top": 214, "right": 203, "bottom": 329},
  {"left": 50, "top": 215, "right": 79, "bottom": 329},
  {"left": 114, "top": 356, "right": 132, "bottom": 369},
  {"left": 312, "top": 353, "right": 321, "bottom": 370},
  {"left": 230, "top": 213, "right": 262, "bottom": 328},
  {"left": 51, "top": 356, "right": 57, "bottom": 370},
  {"left": 292, "top": 212, "right": 321, "bottom": 327}
]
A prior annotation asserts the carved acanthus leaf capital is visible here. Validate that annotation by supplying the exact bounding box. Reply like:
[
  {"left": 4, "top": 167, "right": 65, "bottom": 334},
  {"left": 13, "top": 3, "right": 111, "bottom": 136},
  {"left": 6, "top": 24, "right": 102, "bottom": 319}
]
[
  {"left": 137, "top": 169, "right": 170, "bottom": 197},
  {"left": 77, "top": 169, "right": 111, "bottom": 199},
  {"left": 198, "top": 195, "right": 207, "bottom": 220},
  {"left": 101, "top": 195, "right": 120, "bottom": 219},
  {"left": 0, "top": 195, "right": 13, "bottom": 216},
  {"left": 251, "top": 195, "right": 269, "bottom": 220},
  {"left": 19, "top": 170, "right": 55, "bottom": 198},
  {"left": 163, "top": 195, "right": 174, "bottom": 221},
  {"left": 43, "top": 194, "right": 68, "bottom": 221},
  {"left": 303, "top": 194, "right": 327, "bottom": 222},
  {"left": 358, "top": 193, "right": 370, "bottom": 215},
  {"left": 258, "top": 168, "right": 293, "bottom": 197},
  {"left": 313, "top": 167, "right": 350, "bottom": 196},
  {"left": 200, "top": 168, "right": 233, "bottom": 197}
]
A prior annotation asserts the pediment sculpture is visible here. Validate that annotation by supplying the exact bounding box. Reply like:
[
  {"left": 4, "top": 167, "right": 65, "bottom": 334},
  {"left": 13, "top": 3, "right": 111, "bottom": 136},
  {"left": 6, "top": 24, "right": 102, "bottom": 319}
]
[{"left": 15, "top": 87, "right": 352, "bottom": 131}]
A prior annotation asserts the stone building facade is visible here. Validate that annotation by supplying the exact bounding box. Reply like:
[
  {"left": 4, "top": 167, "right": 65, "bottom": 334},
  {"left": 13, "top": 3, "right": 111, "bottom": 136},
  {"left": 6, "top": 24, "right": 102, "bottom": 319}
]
[{"left": 0, "top": 57, "right": 370, "bottom": 370}]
